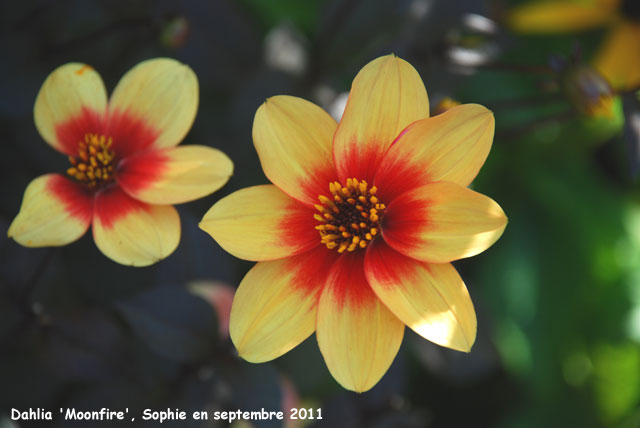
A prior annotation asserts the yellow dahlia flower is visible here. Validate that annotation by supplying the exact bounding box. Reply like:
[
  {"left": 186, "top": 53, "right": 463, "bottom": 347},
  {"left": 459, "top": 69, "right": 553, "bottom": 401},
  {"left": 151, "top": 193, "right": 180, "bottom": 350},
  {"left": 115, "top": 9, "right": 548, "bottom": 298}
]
[
  {"left": 9, "top": 58, "right": 233, "bottom": 266},
  {"left": 200, "top": 54, "right": 507, "bottom": 392}
]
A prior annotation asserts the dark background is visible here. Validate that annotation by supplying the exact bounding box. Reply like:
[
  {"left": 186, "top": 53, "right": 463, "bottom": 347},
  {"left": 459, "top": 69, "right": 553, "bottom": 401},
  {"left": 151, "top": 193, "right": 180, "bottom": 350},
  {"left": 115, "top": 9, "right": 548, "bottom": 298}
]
[{"left": 1, "top": 0, "right": 639, "bottom": 427}]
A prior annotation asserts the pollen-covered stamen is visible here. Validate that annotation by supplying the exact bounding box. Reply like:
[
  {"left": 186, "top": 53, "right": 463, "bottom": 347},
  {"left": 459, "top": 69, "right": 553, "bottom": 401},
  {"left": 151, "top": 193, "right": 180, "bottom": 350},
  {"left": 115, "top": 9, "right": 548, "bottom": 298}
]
[
  {"left": 315, "top": 178, "right": 386, "bottom": 253},
  {"left": 67, "top": 133, "right": 116, "bottom": 188}
]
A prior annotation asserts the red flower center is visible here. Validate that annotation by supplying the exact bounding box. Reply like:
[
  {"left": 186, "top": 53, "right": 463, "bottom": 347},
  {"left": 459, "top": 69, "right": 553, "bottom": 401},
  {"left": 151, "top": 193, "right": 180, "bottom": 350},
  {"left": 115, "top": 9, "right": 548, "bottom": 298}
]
[
  {"left": 66, "top": 133, "right": 116, "bottom": 188},
  {"left": 314, "top": 178, "right": 386, "bottom": 253}
]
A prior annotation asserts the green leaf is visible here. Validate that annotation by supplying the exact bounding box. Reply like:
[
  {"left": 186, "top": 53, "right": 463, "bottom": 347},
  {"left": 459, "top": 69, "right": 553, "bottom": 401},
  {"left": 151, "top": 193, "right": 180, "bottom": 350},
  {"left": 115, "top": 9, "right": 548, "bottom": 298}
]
[{"left": 592, "top": 343, "right": 640, "bottom": 423}]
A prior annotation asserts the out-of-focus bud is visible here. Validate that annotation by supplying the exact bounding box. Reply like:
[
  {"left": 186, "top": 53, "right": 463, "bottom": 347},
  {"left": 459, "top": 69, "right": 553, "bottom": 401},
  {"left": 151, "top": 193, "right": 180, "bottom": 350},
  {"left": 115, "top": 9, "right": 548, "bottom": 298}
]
[
  {"left": 188, "top": 280, "right": 235, "bottom": 339},
  {"left": 281, "top": 376, "right": 302, "bottom": 428},
  {"left": 432, "top": 97, "right": 461, "bottom": 115},
  {"left": 264, "top": 24, "right": 308, "bottom": 76},
  {"left": 408, "top": 0, "right": 432, "bottom": 21},
  {"left": 313, "top": 85, "right": 337, "bottom": 112},
  {"left": 444, "top": 13, "right": 500, "bottom": 71},
  {"left": 159, "top": 15, "right": 190, "bottom": 49},
  {"left": 564, "top": 65, "right": 616, "bottom": 118},
  {"left": 313, "top": 85, "right": 349, "bottom": 121}
]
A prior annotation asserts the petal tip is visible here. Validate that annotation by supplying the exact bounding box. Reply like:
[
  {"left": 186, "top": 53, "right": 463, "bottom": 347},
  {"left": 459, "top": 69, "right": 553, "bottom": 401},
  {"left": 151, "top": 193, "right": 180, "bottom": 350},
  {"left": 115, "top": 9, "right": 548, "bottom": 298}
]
[
  {"left": 460, "top": 335, "right": 475, "bottom": 353},
  {"left": 442, "top": 328, "right": 476, "bottom": 353},
  {"left": 197, "top": 213, "right": 215, "bottom": 236},
  {"left": 263, "top": 95, "right": 284, "bottom": 106}
]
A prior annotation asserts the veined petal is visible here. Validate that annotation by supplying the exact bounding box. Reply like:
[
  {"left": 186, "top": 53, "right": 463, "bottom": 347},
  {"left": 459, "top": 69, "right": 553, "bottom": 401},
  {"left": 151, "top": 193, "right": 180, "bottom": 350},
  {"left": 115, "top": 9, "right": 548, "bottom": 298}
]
[
  {"left": 375, "top": 104, "right": 494, "bottom": 200},
  {"left": 92, "top": 186, "right": 180, "bottom": 266},
  {"left": 316, "top": 253, "right": 404, "bottom": 392},
  {"left": 365, "top": 241, "right": 476, "bottom": 352},
  {"left": 108, "top": 58, "right": 198, "bottom": 151},
  {"left": 333, "top": 55, "right": 429, "bottom": 184},
  {"left": 508, "top": 1, "right": 616, "bottom": 33},
  {"left": 117, "top": 145, "right": 233, "bottom": 205},
  {"left": 199, "top": 185, "right": 319, "bottom": 261},
  {"left": 34, "top": 63, "right": 107, "bottom": 155},
  {"left": 8, "top": 174, "right": 93, "bottom": 247},
  {"left": 230, "top": 246, "right": 337, "bottom": 362},
  {"left": 383, "top": 181, "right": 507, "bottom": 263},
  {"left": 253, "top": 96, "right": 338, "bottom": 205},
  {"left": 593, "top": 21, "right": 640, "bottom": 90}
]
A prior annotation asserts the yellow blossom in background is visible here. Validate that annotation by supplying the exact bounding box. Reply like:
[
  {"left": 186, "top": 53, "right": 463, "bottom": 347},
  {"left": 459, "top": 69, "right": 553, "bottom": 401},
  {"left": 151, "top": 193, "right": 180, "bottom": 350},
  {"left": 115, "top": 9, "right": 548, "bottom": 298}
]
[
  {"left": 200, "top": 55, "right": 507, "bottom": 392},
  {"left": 432, "top": 97, "right": 462, "bottom": 115},
  {"left": 508, "top": 0, "right": 640, "bottom": 90},
  {"left": 8, "top": 59, "right": 233, "bottom": 266}
]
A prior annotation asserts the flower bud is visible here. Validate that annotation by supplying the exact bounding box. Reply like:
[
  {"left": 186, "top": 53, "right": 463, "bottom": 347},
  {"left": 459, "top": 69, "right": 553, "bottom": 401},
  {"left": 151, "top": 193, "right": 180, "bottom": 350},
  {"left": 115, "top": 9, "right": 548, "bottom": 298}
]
[
  {"left": 432, "top": 97, "right": 461, "bottom": 115},
  {"left": 564, "top": 65, "right": 616, "bottom": 118},
  {"left": 160, "top": 15, "right": 190, "bottom": 49}
]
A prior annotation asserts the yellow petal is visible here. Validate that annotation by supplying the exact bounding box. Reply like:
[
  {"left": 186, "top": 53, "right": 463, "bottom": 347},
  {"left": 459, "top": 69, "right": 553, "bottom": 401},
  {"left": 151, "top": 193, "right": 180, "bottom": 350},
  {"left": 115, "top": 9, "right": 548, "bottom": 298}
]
[
  {"left": 508, "top": 1, "right": 616, "bottom": 33},
  {"left": 365, "top": 242, "right": 476, "bottom": 352},
  {"left": 34, "top": 63, "right": 107, "bottom": 155},
  {"left": 316, "top": 253, "right": 404, "bottom": 392},
  {"left": 92, "top": 186, "right": 180, "bottom": 266},
  {"left": 108, "top": 58, "right": 198, "bottom": 150},
  {"left": 199, "top": 185, "right": 319, "bottom": 261},
  {"left": 117, "top": 145, "right": 233, "bottom": 205},
  {"left": 230, "top": 246, "right": 337, "bottom": 362},
  {"left": 593, "top": 21, "right": 640, "bottom": 90},
  {"left": 383, "top": 181, "right": 507, "bottom": 263},
  {"left": 375, "top": 104, "right": 494, "bottom": 200},
  {"left": 8, "top": 174, "right": 93, "bottom": 247},
  {"left": 253, "top": 96, "right": 338, "bottom": 205},
  {"left": 333, "top": 55, "right": 429, "bottom": 183}
]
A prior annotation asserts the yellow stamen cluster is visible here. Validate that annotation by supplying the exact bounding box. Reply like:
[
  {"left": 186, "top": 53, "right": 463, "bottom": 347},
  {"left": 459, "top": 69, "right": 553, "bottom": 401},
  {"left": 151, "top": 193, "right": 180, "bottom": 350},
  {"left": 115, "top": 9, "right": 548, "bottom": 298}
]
[
  {"left": 315, "top": 178, "right": 386, "bottom": 253},
  {"left": 67, "top": 133, "right": 115, "bottom": 188}
]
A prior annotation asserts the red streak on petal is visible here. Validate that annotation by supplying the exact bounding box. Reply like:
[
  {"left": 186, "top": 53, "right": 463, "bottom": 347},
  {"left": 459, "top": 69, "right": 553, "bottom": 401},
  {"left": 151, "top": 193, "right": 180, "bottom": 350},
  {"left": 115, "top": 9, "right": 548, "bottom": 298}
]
[
  {"left": 284, "top": 246, "right": 338, "bottom": 296},
  {"left": 115, "top": 149, "right": 170, "bottom": 196},
  {"left": 106, "top": 109, "right": 160, "bottom": 159},
  {"left": 375, "top": 123, "right": 431, "bottom": 203},
  {"left": 381, "top": 191, "right": 431, "bottom": 254},
  {"left": 375, "top": 158, "right": 425, "bottom": 204},
  {"left": 47, "top": 174, "right": 94, "bottom": 223},
  {"left": 75, "top": 65, "right": 94, "bottom": 75},
  {"left": 298, "top": 164, "right": 339, "bottom": 206},
  {"left": 53, "top": 108, "right": 160, "bottom": 161},
  {"left": 365, "top": 240, "right": 421, "bottom": 290},
  {"left": 325, "top": 252, "right": 376, "bottom": 310},
  {"left": 390, "top": 123, "right": 412, "bottom": 146},
  {"left": 93, "top": 185, "right": 149, "bottom": 230},
  {"left": 277, "top": 201, "right": 322, "bottom": 255},
  {"left": 336, "top": 138, "right": 386, "bottom": 185},
  {"left": 54, "top": 107, "right": 105, "bottom": 155}
]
